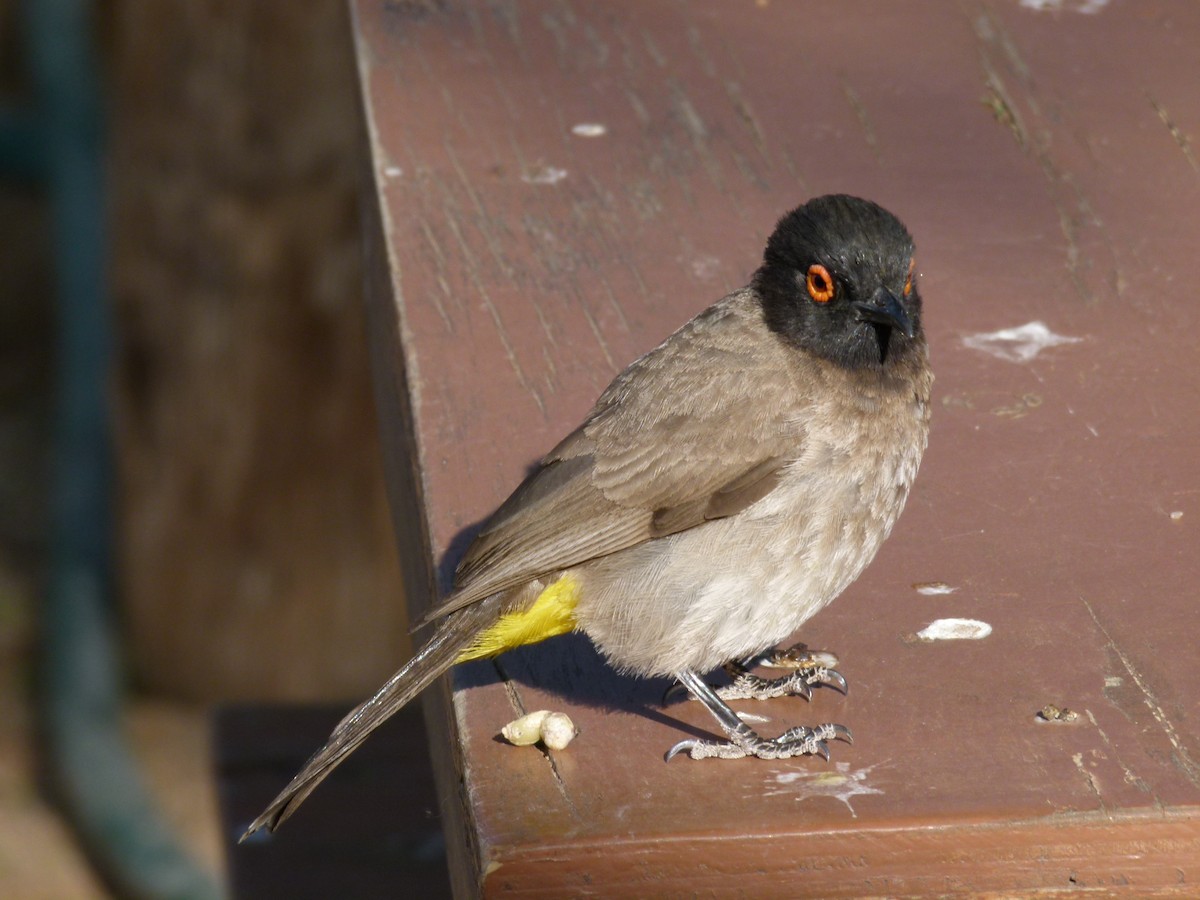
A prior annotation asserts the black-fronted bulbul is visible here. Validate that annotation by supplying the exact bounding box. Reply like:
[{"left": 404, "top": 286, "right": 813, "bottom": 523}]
[{"left": 244, "top": 193, "right": 932, "bottom": 836}]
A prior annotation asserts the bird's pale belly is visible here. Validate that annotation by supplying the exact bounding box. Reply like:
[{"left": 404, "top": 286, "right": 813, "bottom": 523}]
[{"left": 574, "top": 442, "right": 918, "bottom": 676}]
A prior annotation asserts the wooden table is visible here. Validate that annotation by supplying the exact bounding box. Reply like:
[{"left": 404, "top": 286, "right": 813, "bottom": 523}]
[{"left": 350, "top": 1, "right": 1200, "bottom": 894}]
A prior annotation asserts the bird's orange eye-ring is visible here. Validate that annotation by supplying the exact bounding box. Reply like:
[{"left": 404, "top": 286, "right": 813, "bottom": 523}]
[
  {"left": 806, "top": 264, "right": 835, "bottom": 303},
  {"left": 903, "top": 258, "right": 916, "bottom": 297}
]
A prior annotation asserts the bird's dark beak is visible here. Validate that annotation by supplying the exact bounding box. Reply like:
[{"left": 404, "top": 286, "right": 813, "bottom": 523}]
[{"left": 852, "top": 288, "right": 915, "bottom": 339}]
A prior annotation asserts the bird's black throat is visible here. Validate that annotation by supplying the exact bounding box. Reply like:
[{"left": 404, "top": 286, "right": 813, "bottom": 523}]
[
  {"left": 758, "top": 290, "right": 921, "bottom": 372},
  {"left": 871, "top": 322, "right": 893, "bottom": 364}
]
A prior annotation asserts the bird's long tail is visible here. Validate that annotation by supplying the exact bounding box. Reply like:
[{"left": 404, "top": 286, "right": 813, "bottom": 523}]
[{"left": 240, "top": 598, "right": 498, "bottom": 839}]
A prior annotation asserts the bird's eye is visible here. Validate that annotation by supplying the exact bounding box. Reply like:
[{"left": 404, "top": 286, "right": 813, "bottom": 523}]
[
  {"left": 903, "top": 258, "right": 916, "bottom": 297},
  {"left": 806, "top": 264, "right": 835, "bottom": 303}
]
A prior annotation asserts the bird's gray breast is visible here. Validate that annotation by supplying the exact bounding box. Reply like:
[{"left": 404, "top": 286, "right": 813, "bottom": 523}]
[{"left": 574, "top": 382, "right": 927, "bottom": 677}]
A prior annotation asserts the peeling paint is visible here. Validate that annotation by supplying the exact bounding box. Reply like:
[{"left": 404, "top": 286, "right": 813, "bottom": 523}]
[
  {"left": 764, "top": 762, "right": 883, "bottom": 817},
  {"left": 571, "top": 122, "right": 607, "bottom": 137},
  {"left": 1019, "top": 0, "right": 1111, "bottom": 13},
  {"left": 913, "top": 582, "right": 957, "bottom": 596},
  {"left": 916, "top": 618, "right": 992, "bottom": 641},
  {"left": 521, "top": 164, "right": 568, "bottom": 185},
  {"left": 1072, "top": 751, "right": 1107, "bottom": 813},
  {"left": 963, "top": 321, "right": 1082, "bottom": 362},
  {"left": 689, "top": 255, "right": 721, "bottom": 281}
]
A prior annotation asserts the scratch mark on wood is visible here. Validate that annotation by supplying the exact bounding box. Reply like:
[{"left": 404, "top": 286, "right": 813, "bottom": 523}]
[
  {"left": 779, "top": 146, "right": 811, "bottom": 196},
  {"left": 555, "top": 0, "right": 579, "bottom": 28},
  {"left": 620, "top": 253, "right": 652, "bottom": 308},
  {"left": 442, "top": 206, "right": 544, "bottom": 415},
  {"left": 1082, "top": 596, "right": 1200, "bottom": 789},
  {"left": 576, "top": 290, "right": 618, "bottom": 371},
  {"left": 725, "top": 80, "right": 769, "bottom": 164},
  {"left": 730, "top": 146, "right": 768, "bottom": 192},
  {"left": 582, "top": 20, "right": 609, "bottom": 67},
  {"left": 444, "top": 141, "right": 516, "bottom": 281},
  {"left": 686, "top": 23, "right": 716, "bottom": 79},
  {"left": 528, "top": 293, "right": 557, "bottom": 356},
  {"left": 464, "top": 1, "right": 484, "bottom": 45},
  {"left": 489, "top": 0, "right": 528, "bottom": 65},
  {"left": 493, "top": 658, "right": 584, "bottom": 823},
  {"left": 720, "top": 33, "right": 795, "bottom": 192},
  {"left": 641, "top": 31, "right": 667, "bottom": 69},
  {"left": 974, "top": 8, "right": 1041, "bottom": 141},
  {"left": 497, "top": 661, "right": 527, "bottom": 719},
  {"left": 573, "top": 174, "right": 655, "bottom": 310},
  {"left": 518, "top": 213, "right": 562, "bottom": 270},
  {"left": 1071, "top": 751, "right": 1109, "bottom": 817},
  {"left": 982, "top": 6, "right": 1032, "bottom": 83},
  {"left": 672, "top": 81, "right": 725, "bottom": 194},
  {"left": 515, "top": 212, "right": 588, "bottom": 354},
  {"left": 972, "top": 5, "right": 1123, "bottom": 305},
  {"left": 673, "top": 83, "right": 709, "bottom": 142},
  {"left": 505, "top": 128, "right": 532, "bottom": 179},
  {"left": 980, "top": 62, "right": 1028, "bottom": 149},
  {"left": 539, "top": 9, "right": 569, "bottom": 63},
  {"left": 841, "top": 81, "right": 881, "bottom": 161},
  {"left": 625, "top": 87, "right": 651, "bottom": 126},
  {"left": 1147, "top": 95, "right": 1200, "bottom": 177},
  {"left": 413, "top": 39, "right": 462, "bottom": 133},
  {"left": 541, "top": 743, "right": 584, "bottom": 823},
  {"left": 599, "top": 280, "right": 631, "bottom": 334},
  {"left": 1053, "top": 199, "right": 1092, "bottom": 303},
  {"left": 418, "top": 220, "right": 455, "bottom": 329},
  {"left": 609, "top": 20, "right": 645, "bottom": 85},
  {"left": 1085, "top": 709, "right": 1155, "bottom": 801}
]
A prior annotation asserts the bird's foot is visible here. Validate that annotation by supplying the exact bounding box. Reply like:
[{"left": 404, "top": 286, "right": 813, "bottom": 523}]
[
  {"left": 738, "top": 642, "right": 839, "bottom": 672},
  {"left": 714, "top": 665, "right": 847, "bottom": 702},
  {"left": 666, "top": 722, "right": 853, "bottom": 761},
  {"left": 666, "top": 670, "right": 853, "bottom": 763},
  {"left": 662, "top": 644, "right": 846, "bottom": 705},
  {"left": 717, "top": 642, "right": 846, "bottom": 701}
]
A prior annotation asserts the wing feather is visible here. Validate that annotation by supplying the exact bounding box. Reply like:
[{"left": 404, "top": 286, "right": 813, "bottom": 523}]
[{"left": 419, "top": 291, "right": 808, "bottom": 626}]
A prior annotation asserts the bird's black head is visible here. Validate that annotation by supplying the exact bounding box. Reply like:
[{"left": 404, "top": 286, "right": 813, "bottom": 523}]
[{"left": 754, "top": 194, "right": 924, "bottom": 371}]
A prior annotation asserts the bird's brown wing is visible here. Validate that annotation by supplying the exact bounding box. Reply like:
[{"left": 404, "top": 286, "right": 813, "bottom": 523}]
[{"left": 419, "top": 292, "right": 807, "bottom": 626}]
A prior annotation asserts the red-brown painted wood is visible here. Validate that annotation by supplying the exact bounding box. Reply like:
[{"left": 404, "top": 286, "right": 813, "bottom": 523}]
[{"left": 352, "top": 1, "right": 1200, "bottom": 894}]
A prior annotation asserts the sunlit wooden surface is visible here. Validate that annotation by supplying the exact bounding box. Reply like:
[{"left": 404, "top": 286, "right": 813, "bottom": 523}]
[{"left": 352, "top": 2, "right": 1200, "bottom": 894}]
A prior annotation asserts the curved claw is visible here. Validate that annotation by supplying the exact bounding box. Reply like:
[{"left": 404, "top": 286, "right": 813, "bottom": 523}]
[
  {"left": 665, "top": 739, "right": 699, "bottom": 761},
  {"left": 830, "top": 723, "right": 854, "bottom": 745},
  {"left": 812, "top": 739, "right": 831, "bottom": 761},
  {"left": 822, "top": 668, "right": 849, "bottom": 695}
]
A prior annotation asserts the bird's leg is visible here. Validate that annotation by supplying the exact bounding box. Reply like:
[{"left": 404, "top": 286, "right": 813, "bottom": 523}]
[
  {"left": 666, "top": 670, "right": 852, "bottom": 761},
  {"left": 718, "top": 643, "right": 847, "bottom": 701}
]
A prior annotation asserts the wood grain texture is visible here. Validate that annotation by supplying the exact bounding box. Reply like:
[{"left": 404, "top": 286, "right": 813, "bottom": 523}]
[{"left": 352, "top": 1, "right": 1200, "bottom": 895}]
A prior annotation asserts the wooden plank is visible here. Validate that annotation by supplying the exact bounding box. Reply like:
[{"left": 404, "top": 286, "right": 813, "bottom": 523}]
[{"left": 351, "top": 1, "right": 1200, "bottom": 895}]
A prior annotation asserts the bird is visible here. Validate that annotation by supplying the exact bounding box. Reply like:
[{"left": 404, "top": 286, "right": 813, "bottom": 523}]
[{"left": 243, "top": 193, "right": 932, "bottom": 837}]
